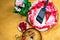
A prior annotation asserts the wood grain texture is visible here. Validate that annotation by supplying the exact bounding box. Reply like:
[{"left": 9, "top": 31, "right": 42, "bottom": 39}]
[{"left": 0, "top": 0, "right": 60, "bottom": 40}]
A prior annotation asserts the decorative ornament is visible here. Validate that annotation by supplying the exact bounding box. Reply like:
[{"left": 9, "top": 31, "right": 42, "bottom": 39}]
[{"left": 14, "top": 0, "right": 31, "bottom": 16}]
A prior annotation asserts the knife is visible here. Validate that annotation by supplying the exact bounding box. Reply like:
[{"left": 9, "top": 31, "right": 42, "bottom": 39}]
[{"left": 36, "top": 0, "right": 49, "bottom": 24}]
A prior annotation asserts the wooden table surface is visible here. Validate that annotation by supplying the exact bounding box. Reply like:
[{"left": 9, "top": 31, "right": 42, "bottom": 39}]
[{"left": 0, "top": 0, "right": 60, "bottom": 40}]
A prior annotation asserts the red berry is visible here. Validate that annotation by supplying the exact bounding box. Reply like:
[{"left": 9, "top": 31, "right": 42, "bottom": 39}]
[{"left": 18, "top": 22, "right": 27, "bottom": 32}]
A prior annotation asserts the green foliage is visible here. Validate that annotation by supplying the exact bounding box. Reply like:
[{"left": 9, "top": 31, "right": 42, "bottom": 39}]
[{"left": 14, "top": 0, "right": 31, "bottom": 16}]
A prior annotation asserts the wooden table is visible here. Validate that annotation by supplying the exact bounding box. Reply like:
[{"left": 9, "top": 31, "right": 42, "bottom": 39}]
[{"left": 0, "top": 0, "right": 60, "bottom": 40}]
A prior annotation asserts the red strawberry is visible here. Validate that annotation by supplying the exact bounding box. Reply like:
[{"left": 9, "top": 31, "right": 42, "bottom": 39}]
[{"left": 18, "top": 22, "right": 27, "bottom": 32}]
